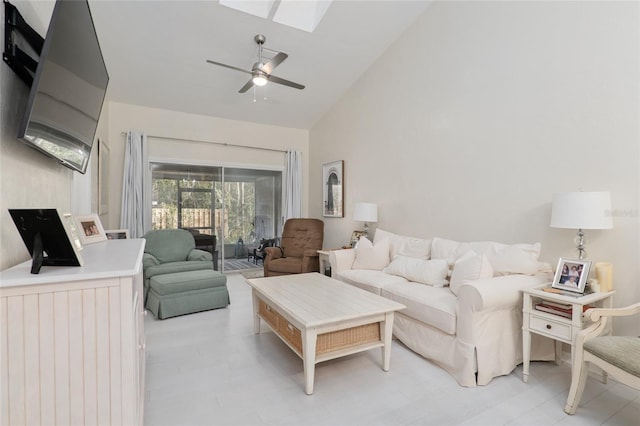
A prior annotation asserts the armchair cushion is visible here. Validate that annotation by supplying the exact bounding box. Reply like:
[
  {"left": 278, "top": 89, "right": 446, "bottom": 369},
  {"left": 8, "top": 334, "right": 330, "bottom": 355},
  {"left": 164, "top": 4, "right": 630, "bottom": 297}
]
[
  {"left": 144, "top": 261, "right": 214, "bottom": 280},
  {"left": 584, "top": 336, "right": 640, "bottom": 378}
]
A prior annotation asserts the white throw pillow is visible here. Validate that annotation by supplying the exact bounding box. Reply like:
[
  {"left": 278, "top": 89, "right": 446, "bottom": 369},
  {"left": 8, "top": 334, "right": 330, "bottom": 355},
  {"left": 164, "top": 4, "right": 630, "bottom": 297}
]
[
  {"left": 433, "top": 237, "right": 541, "bottom": 275},
  {"left": 352, "top": 237, "right": 390, "bottom": 270},
  {"left": 373, "top": 229, "right": 405, "bottom": 259},
  {"left": 449, "top": 251, "right": 494, "bottom": 296},
  {"left": 383, "top": 255, "right": 449, "bottom": 287}
]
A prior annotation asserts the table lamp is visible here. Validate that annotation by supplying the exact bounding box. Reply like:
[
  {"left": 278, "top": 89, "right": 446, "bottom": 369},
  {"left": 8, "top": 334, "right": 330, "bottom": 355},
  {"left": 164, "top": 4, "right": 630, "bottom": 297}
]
[
  {"left": 354, "top": 202, "right": 378, "bottom": 239},
  {"left": 550, "top": 191, "right": 612, "bottom": 259}
]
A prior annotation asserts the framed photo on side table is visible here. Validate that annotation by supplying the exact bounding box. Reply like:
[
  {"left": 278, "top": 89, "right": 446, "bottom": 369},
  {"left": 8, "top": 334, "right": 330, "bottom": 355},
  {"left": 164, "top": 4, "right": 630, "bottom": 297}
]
[
  {"left": 551, "top": 258, "right": 591, "bottom": 294},
  {"left": 74, "top": 214, "right": 107, "bottom": 244},
  {"left": 350, "top": 230, "right": 364, "bottom": 247},
  {"left": 322, "top": 160, "right": 344, "bottom": 218}
]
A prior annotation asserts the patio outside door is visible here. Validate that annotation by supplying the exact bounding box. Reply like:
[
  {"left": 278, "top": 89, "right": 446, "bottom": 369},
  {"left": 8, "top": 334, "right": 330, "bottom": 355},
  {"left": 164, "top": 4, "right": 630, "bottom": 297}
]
[{"left": 151, "top": 163, "right": 282, "bottom": 272}]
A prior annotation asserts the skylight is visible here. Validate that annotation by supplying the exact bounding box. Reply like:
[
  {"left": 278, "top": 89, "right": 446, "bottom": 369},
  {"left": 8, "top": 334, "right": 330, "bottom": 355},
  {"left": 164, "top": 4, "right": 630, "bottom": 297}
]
[{"left": 219, "top": 0, "right": 333, "bottom": 33}]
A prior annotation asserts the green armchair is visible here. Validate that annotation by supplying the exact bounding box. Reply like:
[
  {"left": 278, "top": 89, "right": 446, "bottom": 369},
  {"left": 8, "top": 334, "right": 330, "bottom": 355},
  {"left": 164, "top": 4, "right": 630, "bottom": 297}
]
[{"left": 142, "top": 229, "right": 214, "bottom": 300}]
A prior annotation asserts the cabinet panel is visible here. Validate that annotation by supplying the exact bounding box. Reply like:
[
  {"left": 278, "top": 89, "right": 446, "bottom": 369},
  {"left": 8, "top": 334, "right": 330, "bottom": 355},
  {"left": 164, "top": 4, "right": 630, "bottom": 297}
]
[{"left": 0, "top": 239, "right": 146, "bottom": 425}]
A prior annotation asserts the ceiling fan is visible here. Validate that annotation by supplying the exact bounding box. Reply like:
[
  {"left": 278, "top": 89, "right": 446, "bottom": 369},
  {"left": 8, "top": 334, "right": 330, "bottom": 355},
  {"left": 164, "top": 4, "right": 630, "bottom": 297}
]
[{"left": 206, "top": 34, "right": 305, "bottom": 93}]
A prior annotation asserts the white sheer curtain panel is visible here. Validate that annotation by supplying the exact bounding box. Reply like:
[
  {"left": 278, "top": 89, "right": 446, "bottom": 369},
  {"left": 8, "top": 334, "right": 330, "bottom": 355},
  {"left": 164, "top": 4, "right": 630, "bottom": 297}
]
[
  {"left": 120, "top": 131, "right": 149, "bottom": 238},
  {"left": 283, "top": 150, "right": 302, "bottom": 221}
]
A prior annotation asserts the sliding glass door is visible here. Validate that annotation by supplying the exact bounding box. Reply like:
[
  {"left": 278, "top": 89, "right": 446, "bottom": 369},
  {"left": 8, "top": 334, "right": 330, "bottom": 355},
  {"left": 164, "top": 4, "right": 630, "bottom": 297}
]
[{"left": 150, "top": 163, "right": 282, "bottom": 272}]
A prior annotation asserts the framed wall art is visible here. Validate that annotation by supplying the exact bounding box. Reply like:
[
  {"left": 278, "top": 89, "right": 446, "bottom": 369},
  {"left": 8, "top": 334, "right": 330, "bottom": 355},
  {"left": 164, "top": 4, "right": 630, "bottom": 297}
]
[
  {"left": 551, "top": 258, "right": 591, "bottom": 294},
  {"left": 74, "top": 214, "right": 107, "bottom": 244},
  {"left": 322, "top": 160, "right": 344, "bottom": 218}
]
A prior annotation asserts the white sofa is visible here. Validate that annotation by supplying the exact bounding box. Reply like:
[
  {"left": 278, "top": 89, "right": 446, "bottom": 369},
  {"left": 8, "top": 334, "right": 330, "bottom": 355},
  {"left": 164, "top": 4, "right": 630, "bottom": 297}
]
[{"left": 330, "top": 229, "right": 555, "bottom": 387}]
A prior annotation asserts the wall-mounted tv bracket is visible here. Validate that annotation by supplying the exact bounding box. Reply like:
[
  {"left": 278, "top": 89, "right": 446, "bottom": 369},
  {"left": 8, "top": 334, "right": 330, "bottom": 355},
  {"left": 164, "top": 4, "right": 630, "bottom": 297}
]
[{"left": 3, "top": 0, "right": 44, "bottom": 86}]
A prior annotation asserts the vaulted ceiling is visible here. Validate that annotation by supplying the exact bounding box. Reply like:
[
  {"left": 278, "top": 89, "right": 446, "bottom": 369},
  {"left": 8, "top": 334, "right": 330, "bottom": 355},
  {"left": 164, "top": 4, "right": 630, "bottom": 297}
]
[{"left": 86, "top": 0, "right": 431, "bottom": 129}]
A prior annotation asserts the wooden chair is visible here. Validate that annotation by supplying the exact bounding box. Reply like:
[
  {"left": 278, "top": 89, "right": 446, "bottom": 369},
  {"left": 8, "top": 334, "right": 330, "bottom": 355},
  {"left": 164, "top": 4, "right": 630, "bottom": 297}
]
[{"left": 564, "top": 302, "right": 640, "bottom": 414}]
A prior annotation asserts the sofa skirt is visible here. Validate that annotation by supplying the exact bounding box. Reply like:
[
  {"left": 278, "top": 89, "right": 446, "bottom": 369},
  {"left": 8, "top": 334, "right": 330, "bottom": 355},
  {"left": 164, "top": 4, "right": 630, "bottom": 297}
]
[{"left": 393, "top": 311, "right": 555, "bottom": 387}]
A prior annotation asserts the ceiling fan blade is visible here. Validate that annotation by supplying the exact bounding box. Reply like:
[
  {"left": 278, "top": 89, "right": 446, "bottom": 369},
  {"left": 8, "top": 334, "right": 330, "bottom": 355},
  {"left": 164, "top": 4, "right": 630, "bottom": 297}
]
[
  {"left": 267, "top": 74, "right": 305, "bottom": 90},
  {"left": 206, "top": 59, "right": 252, "bottom": 75},
  {"left": 261, "top": 52, "right": 288, "bottom": 75},
  {"left": 238, "top": 79, "right": 254, "bottom": 93}
]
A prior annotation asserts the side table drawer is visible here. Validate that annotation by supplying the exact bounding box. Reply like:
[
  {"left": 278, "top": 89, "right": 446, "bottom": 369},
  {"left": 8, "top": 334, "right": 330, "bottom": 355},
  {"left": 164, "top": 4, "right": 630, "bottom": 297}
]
[{"left": 530, "top": 315, "right": 571, "bottom": 340}]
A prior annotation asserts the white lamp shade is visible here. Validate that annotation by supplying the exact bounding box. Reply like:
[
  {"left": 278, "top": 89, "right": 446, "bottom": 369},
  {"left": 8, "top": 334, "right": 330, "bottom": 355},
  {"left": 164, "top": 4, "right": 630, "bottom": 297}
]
[
  {"left": 550, "top": 192, "right": 613, "bottom": 230},
  {"left": 353, "top": 202, "right": 378, "bottom": 222}
]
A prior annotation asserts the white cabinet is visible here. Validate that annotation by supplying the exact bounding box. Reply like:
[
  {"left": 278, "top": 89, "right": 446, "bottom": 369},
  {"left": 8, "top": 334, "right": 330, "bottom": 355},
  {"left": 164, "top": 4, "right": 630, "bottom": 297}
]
[{"left": 0, "top": 239, "right": 146, "bottom": 425}]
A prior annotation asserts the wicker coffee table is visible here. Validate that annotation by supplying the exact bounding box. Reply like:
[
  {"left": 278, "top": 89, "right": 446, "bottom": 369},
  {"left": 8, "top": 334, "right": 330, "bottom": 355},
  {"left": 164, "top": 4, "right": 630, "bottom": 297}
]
[{"left": 246, "top": 273, "right": 405, "bottom": 394}]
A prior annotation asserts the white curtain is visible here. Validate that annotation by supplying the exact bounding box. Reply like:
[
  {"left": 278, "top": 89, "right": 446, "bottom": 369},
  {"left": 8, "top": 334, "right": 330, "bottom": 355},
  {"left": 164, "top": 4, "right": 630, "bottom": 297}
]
[
  {"left": 120, "top": 131, "right": 149, "bottom": 238},
  {"left": 283, "top": 150, "right": 302, "bottom": 221}
]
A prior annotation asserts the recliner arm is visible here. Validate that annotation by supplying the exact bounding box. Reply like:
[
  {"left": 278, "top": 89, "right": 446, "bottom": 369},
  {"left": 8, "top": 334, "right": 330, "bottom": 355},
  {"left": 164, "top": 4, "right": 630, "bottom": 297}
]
[{"left": 188, "top": 248, "right": 213, "bottom": 262}]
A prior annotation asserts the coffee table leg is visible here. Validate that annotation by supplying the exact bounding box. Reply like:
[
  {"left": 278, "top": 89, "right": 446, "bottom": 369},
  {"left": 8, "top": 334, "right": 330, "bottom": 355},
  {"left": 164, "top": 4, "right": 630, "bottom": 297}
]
[
  {"left": 302, "top": 329, "right": 318, "bottom": 395},
  {"left": 252, "top": 290, "right": 261, "bottom": 334},
  {"left": 381, "top": 312, "right": 394, "bottom": 371}
]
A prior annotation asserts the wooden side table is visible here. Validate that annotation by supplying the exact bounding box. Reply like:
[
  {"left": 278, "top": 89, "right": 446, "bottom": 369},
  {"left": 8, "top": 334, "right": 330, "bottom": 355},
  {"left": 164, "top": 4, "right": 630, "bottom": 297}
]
[
  {"left": 317, "top": 250, "right": 331, "bottom": 276},
  {"left": 521, "top": 284, "right": 614, "bottom": 383}
]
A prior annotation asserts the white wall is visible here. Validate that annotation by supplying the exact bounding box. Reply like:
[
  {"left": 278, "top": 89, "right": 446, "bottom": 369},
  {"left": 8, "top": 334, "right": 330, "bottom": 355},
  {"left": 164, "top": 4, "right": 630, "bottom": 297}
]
[
  {"left": 105, "top": 102, "right": 309, "bottom": 230},
  {"left": 0, "top": 1, "right": 107, "bottom": 270},
  {"left": 310, "top": 1, "right": 639, "bottom": 334}
]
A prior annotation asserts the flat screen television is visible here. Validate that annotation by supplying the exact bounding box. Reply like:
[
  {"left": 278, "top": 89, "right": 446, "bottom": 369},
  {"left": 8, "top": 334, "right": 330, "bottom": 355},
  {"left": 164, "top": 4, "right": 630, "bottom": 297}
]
[
  {"left": 17, "top": 0, "right": 109, "bottom": 174},
  {"left": 9, "top": 209, "right": 84, "bottom": 274}
]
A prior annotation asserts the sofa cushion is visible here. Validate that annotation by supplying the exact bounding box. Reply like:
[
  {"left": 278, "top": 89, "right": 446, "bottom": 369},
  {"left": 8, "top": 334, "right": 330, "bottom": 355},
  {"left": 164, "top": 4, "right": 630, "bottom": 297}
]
[
  {"left": 352, "top": 237, "right": 390, "bottom": 270},
  {"left": 381, "top": 281, "right": 457, "bottom": 335},
  {"left": 449, "top": 251, "right": 494, "bottom": 296},
  {"left": 431, "top": 237, "right": 540, "bottom": 275},
  {"left": 397, "top": 238, "right": 432, "bottom": 260},
  {"left": 383, "top": 256, "right": 448, "bottom": 287},
  {"left": 374, "top": 228, "right": 431, "bottom": 260},
  {"left": 338, "top": 270, "right": 408, "bottom": 295}
]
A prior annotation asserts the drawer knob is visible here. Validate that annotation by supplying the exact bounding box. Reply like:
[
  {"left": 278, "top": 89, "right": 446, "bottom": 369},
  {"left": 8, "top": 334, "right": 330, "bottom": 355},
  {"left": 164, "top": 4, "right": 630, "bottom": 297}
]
[{"left": 546, "top": 324, "right": 552, "bottom": 330}]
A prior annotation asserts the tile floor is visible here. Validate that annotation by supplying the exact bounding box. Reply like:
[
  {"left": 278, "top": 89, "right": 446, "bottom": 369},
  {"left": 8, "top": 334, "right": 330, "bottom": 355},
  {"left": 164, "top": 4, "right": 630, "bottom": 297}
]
[{"left": 143, "top": 273, "right": 639, "bottom": 426}]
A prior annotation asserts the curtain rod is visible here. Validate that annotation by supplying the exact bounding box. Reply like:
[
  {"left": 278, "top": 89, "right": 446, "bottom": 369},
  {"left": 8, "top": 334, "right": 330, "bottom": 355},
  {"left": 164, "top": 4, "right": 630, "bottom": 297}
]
[{"left": 120, "top": 132, "right": 287, "bottom": 154}]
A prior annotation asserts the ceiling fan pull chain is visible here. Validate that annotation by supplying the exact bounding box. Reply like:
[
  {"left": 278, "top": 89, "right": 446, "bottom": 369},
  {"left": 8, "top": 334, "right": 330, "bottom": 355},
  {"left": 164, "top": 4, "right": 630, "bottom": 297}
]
[{"left": 253, "top": 85, "right": 257, "bottom": 103}]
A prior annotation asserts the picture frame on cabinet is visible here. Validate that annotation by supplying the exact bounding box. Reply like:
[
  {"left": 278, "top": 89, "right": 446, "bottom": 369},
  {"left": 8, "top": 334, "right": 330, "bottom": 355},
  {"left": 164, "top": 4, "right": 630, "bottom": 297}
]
[
  {"left": 322, "top": 160, "right": 344, "bottom": 218},
  {"left": 63, "top": 213, "right": 83, "bottom": 250},
  {"left": 551, "top": 258, "right": 591, "bottom": 294},
  {"left": 74, "top": 214, "right": 107, "bottom": 244},
  {"left": 105, "top": 229, "right": 129, "bottom": 240}
]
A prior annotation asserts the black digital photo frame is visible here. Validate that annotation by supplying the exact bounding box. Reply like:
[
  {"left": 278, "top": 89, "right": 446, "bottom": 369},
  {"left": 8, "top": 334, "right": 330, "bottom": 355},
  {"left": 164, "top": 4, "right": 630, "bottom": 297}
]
[{"left": 9, "top": 208, "right": 84, "bottom": 274}]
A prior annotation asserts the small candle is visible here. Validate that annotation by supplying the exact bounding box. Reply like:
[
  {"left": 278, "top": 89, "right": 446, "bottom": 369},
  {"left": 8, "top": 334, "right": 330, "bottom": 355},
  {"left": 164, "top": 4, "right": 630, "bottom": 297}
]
[{"left": 595, "top": 262, "right": 613, "bottom": 292}]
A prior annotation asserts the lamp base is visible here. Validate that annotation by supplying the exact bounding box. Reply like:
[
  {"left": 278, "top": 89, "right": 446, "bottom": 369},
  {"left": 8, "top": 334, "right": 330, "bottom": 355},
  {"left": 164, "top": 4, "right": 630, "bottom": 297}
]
[{"left": 574, "top": 229, "right": 586, "bottom": 260}]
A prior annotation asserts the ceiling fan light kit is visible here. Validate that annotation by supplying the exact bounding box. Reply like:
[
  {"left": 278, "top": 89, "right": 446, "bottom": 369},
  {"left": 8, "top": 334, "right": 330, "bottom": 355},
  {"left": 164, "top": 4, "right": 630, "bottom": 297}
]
[{"left": 206, "top": 34, "right": 305, "bottom": 94}]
